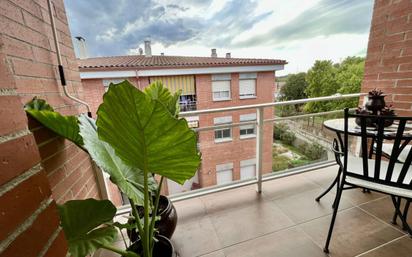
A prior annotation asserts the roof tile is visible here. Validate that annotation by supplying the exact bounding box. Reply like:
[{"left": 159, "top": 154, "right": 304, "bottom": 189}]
[{"left": 78, "top": 55, "right": 287, "bottom": 70}]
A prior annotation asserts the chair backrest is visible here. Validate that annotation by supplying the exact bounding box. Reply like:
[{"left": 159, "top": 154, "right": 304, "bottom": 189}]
[{"left": 343, "top": 108, "right": 412, "bottom": 189}]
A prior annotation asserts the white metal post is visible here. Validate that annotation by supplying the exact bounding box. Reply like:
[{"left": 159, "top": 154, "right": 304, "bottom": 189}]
[{"left": 256, "top": 107, "right": 264, "bottom": 193}]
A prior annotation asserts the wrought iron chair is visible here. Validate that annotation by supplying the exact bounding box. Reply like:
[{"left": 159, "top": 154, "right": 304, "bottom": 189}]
[
  {"left": 315, "top": 138, "right": 343, "bottom": 208},
  {"left": 324, "top": 108, "right": 412, "bottom": 253}
]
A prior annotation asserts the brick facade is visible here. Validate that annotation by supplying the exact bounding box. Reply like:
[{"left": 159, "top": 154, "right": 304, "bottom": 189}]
[
  {"left": 196, "top": 72, "right": 274, "bottom": 187},
  {"left": 0, "top": 0, "right": 102, "bottom": 255},
  {"left": 81, "top": 71, "right": 275, "bottom": 191},
  {"left": 362, "top": 0, "right": 412, "bottom": 116}
]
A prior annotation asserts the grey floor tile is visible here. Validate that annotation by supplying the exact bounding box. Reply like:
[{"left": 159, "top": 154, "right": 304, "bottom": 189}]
[
  {"left": 172, "top": 216, "right": 222, "bottom": 257},
  {"left": 210, "top": 201, "right": 294, "bottom": 247},
  {"left": 357, "top": 236, "right": 412, "bottom": 257},
  {"left": 224, "top": 227, "right": 326, "bottom": 257},
  {"left": 300, "top": 207, "right": 404, "bottom": 257},
  {"left": 274, "top": 188, "right": 353, "bottom": 224}
]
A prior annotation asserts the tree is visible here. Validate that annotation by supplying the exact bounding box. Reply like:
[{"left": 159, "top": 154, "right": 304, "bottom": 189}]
[
  {"left": 304, "top": 60, "right": 338, "bottom": 112},
  {"left": 304, "top": 57, "right": 365, "bottom": 113},
  {"left": 334, "top": 57, "right": 365, "bottom": 109},
  {"left": 279, "top": 72, "right": 308, "bottom": 113}
]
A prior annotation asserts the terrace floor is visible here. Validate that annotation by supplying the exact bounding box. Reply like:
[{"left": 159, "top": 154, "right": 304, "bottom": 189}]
[{"left": 98, "top": 165, "right": 412, "bottom": 257}]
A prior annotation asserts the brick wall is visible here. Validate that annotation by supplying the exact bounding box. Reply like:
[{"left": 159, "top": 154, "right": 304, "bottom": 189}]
[
  {"left": 0, "top": 0, "right": 102, "bottom": 256},
  {"left": 82, "top": 77, "right": 141, "bottom": 116},
  {"left": 362, "top": 0, "right": 412, "bottom": 116},
  {"left": 196, "top": 72, "right": 274, "bottom": 187}
]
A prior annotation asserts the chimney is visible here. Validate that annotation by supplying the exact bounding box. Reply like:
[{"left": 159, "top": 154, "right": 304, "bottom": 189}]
[
  {"left": 226, "top": 53, "right": 231, "bottom": 58},
  {"left": 144, "top": 40, "right": 152, "bottom": 57},
  {"left": 161, "top": 52, "right": 164, "bottom": 56},
  {"left": 138, "top": 47, "right": 143, "bottom": 55},
  {"left": 74, "top": 36, "right": 88, "bottom": 59},
  {"left": 211, "top": 48, "right": 217, "bottom": 58}
]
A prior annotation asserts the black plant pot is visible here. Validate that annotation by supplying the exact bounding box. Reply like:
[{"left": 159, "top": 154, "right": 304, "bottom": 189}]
[
  {"left": 365, "top": 95, "right": 386, "bottom": 114},
  {"left": 128, "top": 195, "right": 178, "bottom": 242},
  {"left": 123, "top": 235, "right": 176, "bottom": 257},
  {"left": 355, "top": 116, "right": 376, "bottom": 127}
]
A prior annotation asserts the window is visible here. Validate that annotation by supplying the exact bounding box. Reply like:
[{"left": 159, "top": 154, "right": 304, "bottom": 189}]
[
  {"left": 103, "top": 78, "right": 126, "bottom": 91},
  {"left": 239, "top": 73, "right": 257, "bottom": 99},
  {"left": 216, "top": 163, "right": 233, "bottom": 185},
  {"left": 240, "top": 159, "right": 256, "bottom": 180},
  {"left": 214, "top": 116, "right": 232, "bottom": 142},
  {"left": 212, "top": 74, "right": 231, "bottom": 101},
  {"left": 239, "top": 113, "right": 256, "bottom": 139}
]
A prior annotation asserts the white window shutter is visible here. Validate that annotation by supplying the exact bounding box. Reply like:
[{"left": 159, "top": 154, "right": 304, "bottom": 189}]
[
  {"left": 212, "top": 81, "right": 230, "bottom": 92},
  {"left": 239, "top": 79, "right": 256, "bottom": 96}
]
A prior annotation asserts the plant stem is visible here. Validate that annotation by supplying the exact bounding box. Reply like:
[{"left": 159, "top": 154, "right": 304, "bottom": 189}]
[
  {"left": 149, "top": 176, "right": 164, "bottom": 251},
  {"left": 143, "top": 166, "right": 150, "bottom": 257},
  {"left": 129, "top": 198, "right": 144, "bottom": 240},
  {"left": 100, "top": 244, "right": 140, "bottom": 257},
  {"left": 118, "top": 227, "right": 128, "bottom": 249}
]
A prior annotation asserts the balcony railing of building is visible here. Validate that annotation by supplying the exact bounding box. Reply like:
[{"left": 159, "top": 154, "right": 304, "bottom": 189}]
[
  {"left": 180, "top": 101, "right": 197, "bottom": 112},
  {"left": 117, "top": 92, "right": 366, "bottom": 214}
]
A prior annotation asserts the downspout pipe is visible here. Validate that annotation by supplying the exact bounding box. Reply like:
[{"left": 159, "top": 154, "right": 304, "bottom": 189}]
[{"left": 47, "top": 0, "right": 92, "bottom": 117}]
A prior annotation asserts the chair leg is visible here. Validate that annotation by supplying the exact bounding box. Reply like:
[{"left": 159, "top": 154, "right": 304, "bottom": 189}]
[
  {"left": 402, "top": 200, "right": 410, "bottom": 231},
  {"left": 323, "top": 181, "right": 344, "bottom": 253},
  {"left": 391, "top": 196, "right": 412, "bottom": 236},
  {"left": 316, "top": 167, "right": 341, "bottom": 206},
  {"left": 391, "top": 196, "right": 401, "bottom": 225}
]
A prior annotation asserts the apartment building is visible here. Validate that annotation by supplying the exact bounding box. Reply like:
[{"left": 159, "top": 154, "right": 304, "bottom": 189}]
[{"left": 78, "top": 46, "right": 286, "bottom": 195}]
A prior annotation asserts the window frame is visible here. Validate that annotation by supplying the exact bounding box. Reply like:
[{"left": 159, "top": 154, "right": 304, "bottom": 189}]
[
  {"left": 239, "top": 73, "right": 257, "bottom": 99},
  {"left": 212, "top": 74, "right": 231, "bottom": 101},
  {"left": 214, "top": 116, "right": 233, "bottom": 143},
  {"left": 239, "top": 113, "right": 257, "bottom": 139}
]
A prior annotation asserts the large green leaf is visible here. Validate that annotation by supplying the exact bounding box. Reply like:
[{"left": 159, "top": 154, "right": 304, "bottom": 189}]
[
  {"left": 58, "top": 199, "right": 117, "bottom": 257},
  {"left": 78, "top": 115, "right": 157, "bottom": 205},
  {"left": 144, "top": 81, "right": 181, "bottom": 116},
  {"left": 25, "top": 98, "right": 83, "bottom": 147},
  {"left": 96, "top": 80, "right": 200, "bottom": 184}
]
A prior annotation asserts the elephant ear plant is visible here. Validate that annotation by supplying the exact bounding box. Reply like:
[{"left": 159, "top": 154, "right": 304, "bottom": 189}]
[{"left": 25, "top": 81, "right": 200, "bottom": 257}]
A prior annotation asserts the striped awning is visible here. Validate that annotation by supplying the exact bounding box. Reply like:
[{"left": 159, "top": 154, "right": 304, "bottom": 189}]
[{"left": 149, "top": 75, "right": 195, "bottom": 95}]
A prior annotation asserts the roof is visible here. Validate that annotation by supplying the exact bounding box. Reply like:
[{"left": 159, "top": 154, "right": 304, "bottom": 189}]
[{"left": 78, "top": 55, "right": 287, "bottom": 70}]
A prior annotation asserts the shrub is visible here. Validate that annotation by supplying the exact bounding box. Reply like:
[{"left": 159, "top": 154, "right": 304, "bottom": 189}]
[
  {"left": 302, "top": 142, "right": 326, "bottom": 160},
  {"left": 273, "top": 123, "right": 296, "bottom": 145},
  {"left": 272, "top": 155, "right": 290, "bottom": 172}
]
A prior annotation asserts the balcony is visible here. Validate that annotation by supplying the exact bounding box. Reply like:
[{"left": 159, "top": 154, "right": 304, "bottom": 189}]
[
  {"left": 98, "top": 164, "right": 412, "bottom": 257},
  {"left": 94, "top": 92, "right": 411, "bottom": 257}
]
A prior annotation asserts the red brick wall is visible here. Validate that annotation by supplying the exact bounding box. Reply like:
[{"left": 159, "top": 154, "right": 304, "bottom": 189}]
[
  {"left": 0, "top": 0, "right": 102, "bottom": 255},
  {"left": 362, "top": 0, "right": 412, "bottom": 116},
  {"left": 196, "top": 72, "right": 275, "bottom": 187},
  {"left": 82, "top": 77, "right": 140, "bottom": 116}
]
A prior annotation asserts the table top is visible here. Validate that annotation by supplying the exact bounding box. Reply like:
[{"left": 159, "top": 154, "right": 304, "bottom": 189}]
[{"left": 323, "top": 118, "right": 412, "bottom": 139}]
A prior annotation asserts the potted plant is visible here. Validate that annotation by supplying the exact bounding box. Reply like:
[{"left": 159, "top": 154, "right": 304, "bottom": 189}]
[
  {"left": 365, "top": 88, "right": 386, "bottom": 114},
  {"left": 355, "top": 106, "right": 375, "bottom": 127},
  {"left": 381, "top": 105, "right": 396, "bottom": 127},
  {"left": 25, "top": 81, "right": 201, "bottom": 257}
]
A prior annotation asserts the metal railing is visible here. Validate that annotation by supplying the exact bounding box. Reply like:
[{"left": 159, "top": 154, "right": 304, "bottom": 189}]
[
  {"left": 116, "top": 93, "right": 365, "bottom": 214},
  {"left": 179, "top": 102, "right": 197, "bottom": 112}
]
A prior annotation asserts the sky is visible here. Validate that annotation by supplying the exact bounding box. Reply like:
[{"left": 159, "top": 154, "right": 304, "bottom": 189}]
[{"left": 65, "top": 0, "right": 374, "bottom": 76}]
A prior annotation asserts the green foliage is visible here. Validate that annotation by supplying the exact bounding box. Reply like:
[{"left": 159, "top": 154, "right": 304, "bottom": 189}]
[
  {"left": 78, "top": 115, "right": 156, "bottom": 206},
  {"left": 25, "top": 98, "right": 84, "bottom": 147},
  {"left": 96, "top": 80, "right": 201, "bottom": 185},
  {"left": 303, "top": 56, "right": 364, "bottom": 113},
  {"left": 57, "top": 199, "right": 134, "bottom": 257},
  {"left": 301, "top": 142, "right": 326, "bottom": 160},
  {"left": 280, "top": 72, "right": 307, "bottom": 101},
  {"left": 272, "top": 155, "right": 290, "bottom": 171},
  {"left": 144, "top": 81, "right": 181, "bottom": 117},
  {"left": 24, "top": 97, "right": 54, "bottom": 111},
  {"left": 273, "top": 123, "right": 296, "bottom": 145}
]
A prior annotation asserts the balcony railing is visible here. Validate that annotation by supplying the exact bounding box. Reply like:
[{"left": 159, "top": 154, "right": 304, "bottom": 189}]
[
  {"left": 179, "top": 101, "right": 197, "bottom": 112},
  {"left": 117, "top": 92, "right": 366, "bottom": 214}
]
